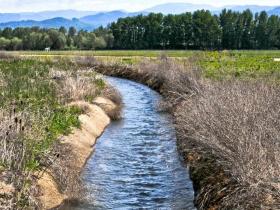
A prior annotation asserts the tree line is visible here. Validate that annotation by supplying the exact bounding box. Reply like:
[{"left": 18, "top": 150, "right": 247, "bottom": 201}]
[
  {"left": 110, "top": 9, "right": 280, "bottom": 50},
  {"left": 0, "top": 26, "right": 113, "bottom": 50},
  {"left": 0, "top": 9, "right": 280, "bottom": 50}
]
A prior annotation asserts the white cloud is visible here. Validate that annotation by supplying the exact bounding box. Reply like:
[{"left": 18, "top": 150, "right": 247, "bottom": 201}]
[{"left": 0, "top": 0, "right": 280, "bottom": 12}]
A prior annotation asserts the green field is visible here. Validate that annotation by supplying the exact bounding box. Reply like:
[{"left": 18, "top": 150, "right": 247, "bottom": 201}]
[
  {"left": 199, "top": 51, "right": 280, "bottom": 80},
  {"left": 13, "top": 50, "right": 280, "bottom": 80}
]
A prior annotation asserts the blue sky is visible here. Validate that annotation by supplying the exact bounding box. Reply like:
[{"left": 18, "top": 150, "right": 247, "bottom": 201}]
[{"left": 0, "top": 0, "right": 280, "bottom": 12}]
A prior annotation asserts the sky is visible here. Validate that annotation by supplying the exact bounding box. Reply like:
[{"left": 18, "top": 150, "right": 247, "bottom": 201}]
[{"left": 0, "top": 0, "right": 280, "bottom": 13}]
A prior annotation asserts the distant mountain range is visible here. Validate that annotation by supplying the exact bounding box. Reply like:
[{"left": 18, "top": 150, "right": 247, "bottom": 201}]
[
  {"left": 0, "top": 10, "right": 98, "bottom": 23},
  {"left": 226, "top": 5, "right": 275, "bottom": 13},
  {"left": 268, "top": 7, "right": 280, "bottom": 16},
  {"left": 145, "top": 3, "right": 216, "bottom": 14},
  {"left": 0, "top": 3, "right": 279, "bottom": 30},
  {"left": 144, "top": 3, "right": 277, "bottom": 15},
  {"left": 80, "top": 11, "right": 147, "bottom": 26},
  {"left": 0, "top": 17, "right": 94, "bottom": 31},
  {"left": 0, "top": 10, "right": 146, "bottom": 30}
]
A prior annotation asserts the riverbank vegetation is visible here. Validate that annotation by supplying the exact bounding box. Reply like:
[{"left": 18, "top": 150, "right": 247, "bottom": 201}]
[
  {"left": 81, "top": 52, "right": 280, "bottom": 209},
  {"left": 0, "top": 54, "right": 111, "bottom": 209}
]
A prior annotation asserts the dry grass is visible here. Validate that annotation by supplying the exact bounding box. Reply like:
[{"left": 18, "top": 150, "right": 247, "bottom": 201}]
[
  {"left": 101, "top": 86, "right": 122, "bottom": 106},
  {"left": 58, "top": 76, "right": 97, "bottom": 102},
  {"left": 50, "top": 68, "right": 102, "bottom": 104},
  {"left": 93, "top": 55, "right": 280, "bottom": 209},
  {"left": 0, "top": 72, "right": 6, "bottom": 88},
  {"left": 175, "top": 80, "right": 280, "bottom": 208},
  {"left": 0, "top": 52, "right": 15, "bottom": 60},
  {"left": 73, "top": 56, "right": 100, "bottom": 67},
  {"left": 0, "top": 105, "right": 42, "bottom": 209},
  {"left": 100, "top": 86, "right": 123, "bottom": 120},
  {"left": 46, "top": 142, "right": 86, "bottom": 202},
  {"left": 143, "top": 57, "right": 280, "bottom": 208},
  {"left": 137, "top": 57, "right": 201, "bottom": 110}
]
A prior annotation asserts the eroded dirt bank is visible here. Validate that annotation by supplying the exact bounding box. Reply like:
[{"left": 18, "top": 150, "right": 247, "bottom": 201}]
[{"left": 38, "top": 97, "right": 118, "bottom": 209}]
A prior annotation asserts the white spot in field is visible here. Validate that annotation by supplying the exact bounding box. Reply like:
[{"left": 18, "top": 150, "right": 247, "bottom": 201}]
[{"left": 274, "top": 58, "right": 280, "bottom": 62}]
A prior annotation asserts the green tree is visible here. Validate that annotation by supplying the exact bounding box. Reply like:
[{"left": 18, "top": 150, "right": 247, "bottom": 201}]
[
  {"left": 2, "top": 28, "right": 13, "bottom": 39},
  {"left": 9, "top": 37, "right": 23, "bottom": 50},
  {"left": 0, "top": 37, "right": 11, "bottom": 50},
  {"left": 59, "top": 26, "right": 67, "bottom": 35},
  {"left": 256, "top": 11, "right": 268, "bottom": 49},
  {"left": 220, "top": 9, "right": 237, "bottom": 49},
  {"left": 241, "top": 10, "right": 254, "bottom": 49},
  {"left": 267, "top": 15, "right": 280, "bottom": 48},
  {"left": 48, "top": 29, "right": 66, "bottom": 50},
  {"left": 193, "top": 10, "right": 221, "bottom": 49},
  {"left": 94, "top": 36, "right": 107, "bottom": 49},
  {"left": 68, "top": 27, "right": 77, "bottom": 37}
]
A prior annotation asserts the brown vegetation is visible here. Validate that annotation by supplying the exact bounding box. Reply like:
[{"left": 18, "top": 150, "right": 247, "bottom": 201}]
[
  {"left": 50, "top": 68, "right": 101, "bottom": 103},
  {"left": 176, "top": 80, "right": 280, "bottom": 209},
  {"left": 91, "top": 56, "right": 280, "bottom": 209},
  {"left": 100, "top": 86, "right": 123, "bottom": 120},
  {"left": 0, "top": 105, "right": 41, "bottom": 209}
]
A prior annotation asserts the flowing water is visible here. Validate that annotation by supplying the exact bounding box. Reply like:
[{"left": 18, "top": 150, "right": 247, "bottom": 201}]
[{"left": 63, "top": 77, "right": 195, "bottom": 210}]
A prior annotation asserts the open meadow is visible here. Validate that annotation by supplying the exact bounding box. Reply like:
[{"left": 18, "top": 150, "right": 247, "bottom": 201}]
[{"left": 14, "top": 50, "right": 280, "bottom": 80}]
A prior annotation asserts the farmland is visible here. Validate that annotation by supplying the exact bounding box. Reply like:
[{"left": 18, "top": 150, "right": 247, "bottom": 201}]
[{"left": 14, "top": 50, "right": 280, "bottom": 80}]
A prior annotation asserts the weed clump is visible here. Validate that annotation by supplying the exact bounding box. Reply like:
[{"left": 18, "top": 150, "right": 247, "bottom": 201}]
[{"left": 100, "top": 86, "right": 123, "bottom": 120}]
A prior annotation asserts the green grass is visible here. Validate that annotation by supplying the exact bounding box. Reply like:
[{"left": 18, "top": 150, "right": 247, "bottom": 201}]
[
  {"left": 0, "top": 59, "right": 86, "bottom": 172},
  {"left": 198, "top": 51, "right": 280, "bottom": 80},
  {"left": 10, "top": 49, "right": 280, "bottom": 80}
]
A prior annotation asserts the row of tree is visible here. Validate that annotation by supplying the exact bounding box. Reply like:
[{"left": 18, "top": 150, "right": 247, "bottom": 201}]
[
  {"left": 110, "top": 9, "right": 280, "bottom": 50},
  {"left": 0, "top": 26, "right": 113, "bottom": 50},
  {"left": 0, "top": 9, "right": 280, "bottom": 50}
]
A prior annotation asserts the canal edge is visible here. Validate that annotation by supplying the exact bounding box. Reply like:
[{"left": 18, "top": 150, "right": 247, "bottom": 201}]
[{"left": 37, "top": 97, "right": 120, "bottom": 210}]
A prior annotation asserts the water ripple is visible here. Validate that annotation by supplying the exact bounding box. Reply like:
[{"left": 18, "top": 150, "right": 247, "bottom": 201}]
[{"left": 62, "top": 77, "right": 195, "bottom": 210}]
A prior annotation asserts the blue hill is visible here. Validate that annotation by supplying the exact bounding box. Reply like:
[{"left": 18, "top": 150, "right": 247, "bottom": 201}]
[
  {"left": 80, "top": 11, "right": 147, "bottom": 26},
  {"left": 0, "top": 17, "right": 95, "bottom": 30}
]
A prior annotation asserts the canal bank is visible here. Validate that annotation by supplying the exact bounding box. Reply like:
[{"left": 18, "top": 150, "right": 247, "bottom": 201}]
[
  {"left": 38, "top": 98, "right": 118, "bottom": 209},
  {"left": 61, "top": 77, "right": 195, "bottom": 209}
]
